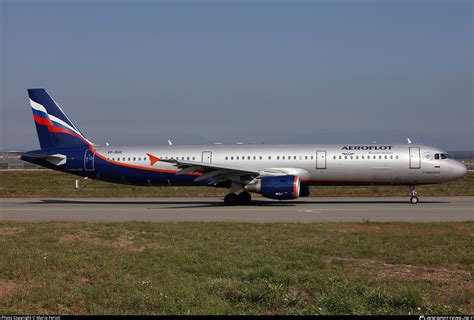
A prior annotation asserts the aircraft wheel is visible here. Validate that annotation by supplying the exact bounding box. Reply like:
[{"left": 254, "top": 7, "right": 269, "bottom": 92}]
[
  {"left": 410, "top": 196, "right": 419, "bottom": 204},
  {"left": 224, "top": 193, "right": 239, "bottom": 206},
  {"left": 238, "top": 191, "right": 252, "bottom": 205}
]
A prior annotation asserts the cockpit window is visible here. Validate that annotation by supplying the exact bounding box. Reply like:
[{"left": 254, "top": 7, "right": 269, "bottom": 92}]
[{"left": 436, "top": 153, "right": 451, "bottom": 160}]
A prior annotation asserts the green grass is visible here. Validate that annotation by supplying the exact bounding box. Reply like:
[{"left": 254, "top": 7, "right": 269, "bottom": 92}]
[
  {"left": 0, "top": 222, "right": 472, "bottom": 314},
  {"left": 0, "top": 170, "right": 473, "bottom": 198}
]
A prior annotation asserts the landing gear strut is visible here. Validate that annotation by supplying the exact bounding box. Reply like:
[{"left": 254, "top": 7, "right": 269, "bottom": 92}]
[{"left": 409, "top": 185, "right": 419, "bottom": 204}]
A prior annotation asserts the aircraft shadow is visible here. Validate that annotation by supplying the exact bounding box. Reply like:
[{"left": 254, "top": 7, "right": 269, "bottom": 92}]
[{"left": 35, "top": 199, "right": 449, "bottom": 209}]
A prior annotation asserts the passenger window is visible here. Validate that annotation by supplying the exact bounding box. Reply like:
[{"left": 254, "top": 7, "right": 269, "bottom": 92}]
[
  {"left": 311, "top": 156, "right": 314, "bottom": 160},
  {"left": 333, "top": 156, "right": 336, "bottom": 160},
  {"left": 277, "top": 156, "right": 280, "bottom": 160},
  {"left": 282, "top": 156, "right": 285, "bottom": 160},
  {"left": 379, "top": 155, "right": 382, "bottom": 159},
  {"left": 225, "top": 156, "right": 228, "bottom": 160},
  {"left": 396, "top": 155, "right": 399, "bottom": 159},
  {"left": 248, "top": 156, "right": 251, "bottom": 160},
  {"left": 236, "top": 156, "right": 239, "bottom": 160},
  {"left": 441, "top": 154, "right": 448, "bottom": 159},
  {"left": 128, "top": 157, "right": 131, "bottom": 161},
  {"left": 268, "top": 156, "right": 271, "bottom": 160},
  {"left": 193, "top": 157, "right": 195, "bottom": 160},
  {"left": 253, "top": 156, "right": 256, "bottom": 160},
  {"left": 350, "top": 156, "right": 353, "bottom": 159},
  {"left": 259, "top": 156, "right": 262, "bottom": 160},
  {"left": 384, "top": 155, "right": 387, "bottom": 159},
  {"left": 305, "top": 156, "right": 308, "bottom": 160},
  {"left": 356, "top": 156, "right": 359, "bottom": 159},
  {"left": 231, "top": 156, "right": 234, "bottom": 160},
  {"left": 339, "top": 156, "right": 342, "bottom": 160},
  {"left": 294, "top": 156, "right": 297, "bottom": 160},
  {"left": 361, "top": 156, "right": 364, "bottom": 159}
]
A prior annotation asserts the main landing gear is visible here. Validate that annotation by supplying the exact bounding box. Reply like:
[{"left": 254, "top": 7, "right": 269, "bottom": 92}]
[
  {"left": 409, "top": 185, "right": 419, "bottom": 204},
  {"left": 224, "top": 191, "right": 252, "bottom": 206}
]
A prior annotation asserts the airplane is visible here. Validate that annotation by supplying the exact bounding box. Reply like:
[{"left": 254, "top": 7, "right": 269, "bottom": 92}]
[{"left": 18, "top": 89, "right": 467, "bottom": 205}]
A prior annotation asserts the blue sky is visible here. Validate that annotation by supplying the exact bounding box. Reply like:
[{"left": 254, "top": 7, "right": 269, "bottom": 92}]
[{"left": 1, "top": 0, "right": 472, "bottom": 150}]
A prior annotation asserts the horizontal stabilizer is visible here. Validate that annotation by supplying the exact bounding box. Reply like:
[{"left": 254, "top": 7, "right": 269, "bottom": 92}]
[{"left": 11, "top": 151, "right": 67, "bottom": 166}]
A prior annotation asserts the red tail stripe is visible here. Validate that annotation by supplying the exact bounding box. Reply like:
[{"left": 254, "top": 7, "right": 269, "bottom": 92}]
[{"left": 33, "top": 114, "right": 92, "bottom": 148}]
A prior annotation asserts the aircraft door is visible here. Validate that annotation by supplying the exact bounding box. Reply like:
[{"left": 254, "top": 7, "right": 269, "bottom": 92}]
[
  {"left": 84, "top": 149, "right": 95, "bottom": 171},
  {"left": 202, "top": 151, "right": 212, "bottom": 164},
  {"left": 409, "top": 147, "right": 421, "bottom": 169},
  {"left": 316, "top": 150, "right": 327, "bottom": 169}
]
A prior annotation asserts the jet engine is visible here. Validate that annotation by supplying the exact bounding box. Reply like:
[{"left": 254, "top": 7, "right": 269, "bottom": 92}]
[{"left": 245, "top": 175, "right": 301, "bottom": 200}]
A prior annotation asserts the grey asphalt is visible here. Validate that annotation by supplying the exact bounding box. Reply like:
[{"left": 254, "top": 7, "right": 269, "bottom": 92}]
[{"left": 0, "top": 197, "right": 473, "bottom": 222}]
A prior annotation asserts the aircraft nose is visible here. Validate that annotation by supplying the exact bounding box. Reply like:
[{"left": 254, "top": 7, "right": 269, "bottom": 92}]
[{"left": 455, "top": 162, "right": 468, "bottom": 178}]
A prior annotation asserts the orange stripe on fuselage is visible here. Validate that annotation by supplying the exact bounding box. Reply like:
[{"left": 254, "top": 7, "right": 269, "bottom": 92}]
[{"left": 93, "top": 151, "right": 201, "bottom": 176}]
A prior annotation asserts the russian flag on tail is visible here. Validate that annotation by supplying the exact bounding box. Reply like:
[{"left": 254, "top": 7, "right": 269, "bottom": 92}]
[{"left": 28, "top": 89, "right": 93, "bottom": 149}]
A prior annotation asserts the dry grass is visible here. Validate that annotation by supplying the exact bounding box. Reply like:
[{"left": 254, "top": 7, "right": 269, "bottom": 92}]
[{"left": 0, "top": 222, "right": 472, "bottom": 314}]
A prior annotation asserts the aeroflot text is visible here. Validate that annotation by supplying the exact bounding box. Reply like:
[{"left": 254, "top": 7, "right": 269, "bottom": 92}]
[{"left": 342, "top": 145, "right": 393, "bottom": 151}]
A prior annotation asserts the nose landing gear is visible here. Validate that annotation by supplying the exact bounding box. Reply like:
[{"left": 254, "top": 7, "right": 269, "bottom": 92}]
[{"left": 409, "top": 185, "right": 419, "bottom": 204}]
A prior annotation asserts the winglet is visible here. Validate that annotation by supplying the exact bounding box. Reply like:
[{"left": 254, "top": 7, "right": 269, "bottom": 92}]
[{"left": 147, "top": 153, "right": 160, "bottom": 166}]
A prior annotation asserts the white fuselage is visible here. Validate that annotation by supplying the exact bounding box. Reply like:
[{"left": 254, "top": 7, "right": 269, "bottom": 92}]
[{"left": 95, "top": 143, "right": 467, "bottom": 186}]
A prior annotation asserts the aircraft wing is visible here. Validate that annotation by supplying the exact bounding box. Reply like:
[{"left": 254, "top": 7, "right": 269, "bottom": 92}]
[{"left": 151, "top": 154, "right": 286, "bottom": 185}]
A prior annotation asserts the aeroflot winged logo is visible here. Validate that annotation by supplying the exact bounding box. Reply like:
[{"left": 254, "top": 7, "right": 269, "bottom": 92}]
[{"left": 342, "top": 145, "right": 393, "bottom": 150}]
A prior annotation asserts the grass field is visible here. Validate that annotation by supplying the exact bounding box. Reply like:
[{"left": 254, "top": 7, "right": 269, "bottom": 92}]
[
  {"left": 0, "top": 222, "right": 472, "bottom": 315},
  {"left": 0, "top": 170, "right": 473, "bottom": 198}
]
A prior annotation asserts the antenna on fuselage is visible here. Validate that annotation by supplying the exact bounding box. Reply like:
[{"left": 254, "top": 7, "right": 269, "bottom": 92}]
[
  {"left": 407, "top": 137, "right": 412, "bottom": 144},
  {"left": 168, "top": 140, "right": 173, "bottom": 146}
]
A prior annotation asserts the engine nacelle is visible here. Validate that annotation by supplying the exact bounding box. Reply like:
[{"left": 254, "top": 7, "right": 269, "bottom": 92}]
[{"left": 245, "top": 175, "right": 301, "bottom": 200}]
